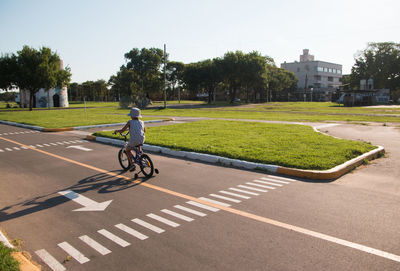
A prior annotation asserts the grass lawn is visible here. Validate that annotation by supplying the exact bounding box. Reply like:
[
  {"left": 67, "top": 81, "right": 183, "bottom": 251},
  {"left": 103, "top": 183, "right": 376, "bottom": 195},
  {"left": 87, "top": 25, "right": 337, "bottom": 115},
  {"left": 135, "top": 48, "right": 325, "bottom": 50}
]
[
  {"left": 94, "top": 120, "right": 376, "bottom": 170},
  {"left": 141, "top": 102, "right": 400, "bottom": 123},
  {"left": 0, "top": 107, "right": 161, "bottom": 128},
  {"left": 0, "top": 242, "right": 19, "bottom": 271}
]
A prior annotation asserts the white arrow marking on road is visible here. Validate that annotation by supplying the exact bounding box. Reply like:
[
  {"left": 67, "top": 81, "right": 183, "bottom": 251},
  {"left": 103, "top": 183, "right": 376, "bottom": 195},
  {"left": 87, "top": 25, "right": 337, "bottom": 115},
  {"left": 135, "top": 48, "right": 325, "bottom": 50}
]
[
  {"left": 58, "top": 190, "right": 112, "bottom": 211},
  {"left": 66, "top": 145, "right": 92, "bottom": 151}
]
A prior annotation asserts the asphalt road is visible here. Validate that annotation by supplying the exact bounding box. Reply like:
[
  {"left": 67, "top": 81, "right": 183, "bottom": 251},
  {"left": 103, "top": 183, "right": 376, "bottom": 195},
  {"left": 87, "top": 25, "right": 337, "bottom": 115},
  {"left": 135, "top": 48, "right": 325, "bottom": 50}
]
[{"left": 1, "top": 122, "right": 400, "bottom": 271}]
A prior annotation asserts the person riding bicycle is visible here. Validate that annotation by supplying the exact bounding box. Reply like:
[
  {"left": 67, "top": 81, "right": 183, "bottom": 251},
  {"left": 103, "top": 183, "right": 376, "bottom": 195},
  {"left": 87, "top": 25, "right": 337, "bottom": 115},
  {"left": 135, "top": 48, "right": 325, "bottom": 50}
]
[{"left": 114, "top": 107, "right": 146, "bottom": 171}]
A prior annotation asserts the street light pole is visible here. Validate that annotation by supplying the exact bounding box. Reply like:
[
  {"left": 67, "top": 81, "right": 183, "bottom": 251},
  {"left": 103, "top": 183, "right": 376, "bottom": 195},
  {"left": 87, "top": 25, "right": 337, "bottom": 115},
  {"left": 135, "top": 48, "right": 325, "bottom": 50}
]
[{"left": 163, "top": 44, "right": 167, "bottom": 109}]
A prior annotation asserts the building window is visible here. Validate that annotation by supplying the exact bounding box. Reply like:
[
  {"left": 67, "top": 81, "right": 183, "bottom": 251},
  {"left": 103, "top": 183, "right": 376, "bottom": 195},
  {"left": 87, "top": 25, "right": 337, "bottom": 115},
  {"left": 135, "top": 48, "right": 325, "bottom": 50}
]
[
  {"left": 314, "top": 75, "right": 321, "bottom": 81},
  {"left": 297, "top": 67, "right": 300, "bottom": 72},
  {"left": 328, "top": 68, "right": 333, "bottom": 73},
  {"left": 337, "top": 70, "right": 341, "bottom": 74},
  {"left": 328, "top": 77, "right": 333, "bottom": 82},
  {"left": 317, "top": 66, "right": 324, "bottom": 72},
  {"left": 333, "top": 69, "right": 336, "bottom": 73},
  {"left": 324, "top": 67, "right": 328, "bottom": 72}
]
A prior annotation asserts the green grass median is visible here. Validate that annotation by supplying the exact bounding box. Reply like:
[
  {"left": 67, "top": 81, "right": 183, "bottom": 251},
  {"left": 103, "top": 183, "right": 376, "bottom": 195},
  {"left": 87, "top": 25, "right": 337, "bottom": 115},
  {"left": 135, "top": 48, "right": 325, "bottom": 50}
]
[
  {"left": 94, "top": 120, "right": 376, "bottom": 170},
  {"left": 0, "top": 242, "right": 19, "bottom": 271}
]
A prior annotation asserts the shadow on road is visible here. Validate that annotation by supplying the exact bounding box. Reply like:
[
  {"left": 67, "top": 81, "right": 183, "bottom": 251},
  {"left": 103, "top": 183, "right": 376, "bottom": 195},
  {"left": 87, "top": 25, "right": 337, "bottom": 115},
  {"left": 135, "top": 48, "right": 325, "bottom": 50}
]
[{"left": 0, "top": 169, "right": 152, "bottom": 222}]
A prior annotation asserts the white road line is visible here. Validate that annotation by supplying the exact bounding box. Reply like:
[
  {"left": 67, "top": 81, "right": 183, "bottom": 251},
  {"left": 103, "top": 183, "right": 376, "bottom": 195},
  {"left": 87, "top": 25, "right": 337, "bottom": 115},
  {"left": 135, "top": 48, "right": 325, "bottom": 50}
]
[
  {"left": 3, "top": 133, "right": 8, "bottom": 135},
  {"left": 147, "top": 213, "right": 180, "bottom": 227},
  {"left": 56, "top": 142, "right": 64, "bottom": 145},
  {"left": 50, "top": 143, "right": 58, "bottom": 146},
  {"left": 209, "top": 194, "right": 241, "bottom": 203},
  {"left": 58, "top": 241, "right": 90, "bottom": 264},
  {"left": 36, "top": 144, "right": 44, "bottom": 147},
  {"left": 161, "top": 209, "right": 194, "bottom": 222},
  {"left": 219, "top": 190, "right": 250, "bottom": 199},
  {"left": 253, "top": 180, "right": 283, "bottom": 187},
  {"left": 115, "top": 223, "right": 148, "bottom": 240},
  {"left": 237, "top": 185, "right": 268, "bottom": 193},
  {"left": 13, "top": 147, "right": 20, "bottom": 150},
  {"left": 0, "top": 149, "right": 4, "bottom": 152},
  {"left": 43, "top": 144, "right": 51, "bottom": 147},
  {"left": 174, "top": 205, "right": 207, "bottom": 217},
  {"left": 5, "top": 148, "right": 12, "bottom": 151},
  {"left": 260, "top": 177, "right": 290, "bottom": 184},
  {"left": 29, "top": 145, "right": 36, "bottom": 148},
  {"left": 131, "top": 218, "right": 165, "bottom": 233},
  {"left": 21, "top": 146, "right": 28, "bottom": 149},
  {"left": 63, "top": 141, "right": 71, "bottom": 144},
  {"left": 246, "top": 182, "right": 276, "bottom": 190},
  {"left": 79, "top": 235, "right": 111, "bottom": 255},
  {"left": 199, "top": 197, "right": 231, "bottom": 207},
  {"left": 186, "top": 201, "right": 220, "bottom": 212},
  {"left": 97, "top": 229, "right": 130, "bottom": 247},
  {"left": 265, "top": 175, "right": 296, "bottom": 182},
  {"left": 35, "top": 249, "right": 66, "bottom": 271},
  {"left": 75, "top": 140, "right": 84, "bottom": 143},
  {"left": 229, "top": 187, "right": 259, "bottom": 196}
]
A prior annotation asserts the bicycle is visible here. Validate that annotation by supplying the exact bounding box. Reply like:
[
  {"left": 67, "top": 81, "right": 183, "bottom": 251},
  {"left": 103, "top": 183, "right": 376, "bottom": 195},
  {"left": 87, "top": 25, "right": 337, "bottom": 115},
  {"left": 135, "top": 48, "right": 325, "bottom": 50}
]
[{"left": 116, "top": 132, "right": 159, "bottom": 179}]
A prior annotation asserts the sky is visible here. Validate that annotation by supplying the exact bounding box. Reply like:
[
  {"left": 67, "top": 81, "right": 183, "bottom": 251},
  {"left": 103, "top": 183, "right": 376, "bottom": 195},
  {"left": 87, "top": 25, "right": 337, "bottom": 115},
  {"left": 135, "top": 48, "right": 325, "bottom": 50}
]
[{"left": 1, "top": 0, "right": 399, "bottom": 83}]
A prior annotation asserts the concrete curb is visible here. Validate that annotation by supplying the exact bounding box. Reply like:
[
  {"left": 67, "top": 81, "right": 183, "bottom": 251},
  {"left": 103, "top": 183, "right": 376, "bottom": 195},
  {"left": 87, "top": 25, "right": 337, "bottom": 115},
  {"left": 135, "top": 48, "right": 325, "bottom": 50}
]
[
  {"left": 0, "top": 119, "right": 173, "bottom": 133},
  {"left": 86, "top": 134, "right": 385, "bottom": 180}
]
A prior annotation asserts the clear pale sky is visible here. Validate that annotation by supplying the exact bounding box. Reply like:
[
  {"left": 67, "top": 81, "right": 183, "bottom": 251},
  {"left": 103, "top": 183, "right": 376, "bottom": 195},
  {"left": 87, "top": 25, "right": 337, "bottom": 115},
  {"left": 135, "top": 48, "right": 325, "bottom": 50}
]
[{"left": 1, "top": 0, "right": 399, "bottom": 83}]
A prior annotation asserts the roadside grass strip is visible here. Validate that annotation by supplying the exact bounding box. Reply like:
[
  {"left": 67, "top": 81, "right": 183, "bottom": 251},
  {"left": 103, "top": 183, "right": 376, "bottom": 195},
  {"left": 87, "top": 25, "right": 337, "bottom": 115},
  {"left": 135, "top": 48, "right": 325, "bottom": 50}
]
[{"left": 94, "top": 120, "right": 376, "bottom": 171}]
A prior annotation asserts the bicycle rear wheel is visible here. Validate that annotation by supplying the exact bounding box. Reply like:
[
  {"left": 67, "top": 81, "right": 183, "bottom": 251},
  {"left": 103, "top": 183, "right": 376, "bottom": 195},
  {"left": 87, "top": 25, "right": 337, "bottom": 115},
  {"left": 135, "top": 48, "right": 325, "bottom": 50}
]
[
  {"left": 118, "top": 149, "right": 131, "bottom": 171},
  {"left": 139, "top": 154, "right": 154, "bottom": 177}
]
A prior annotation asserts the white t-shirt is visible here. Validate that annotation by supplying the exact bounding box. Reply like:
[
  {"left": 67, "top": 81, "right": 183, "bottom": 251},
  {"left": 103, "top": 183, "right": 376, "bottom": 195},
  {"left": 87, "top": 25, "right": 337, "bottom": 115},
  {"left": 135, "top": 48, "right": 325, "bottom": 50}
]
[{"left": 128, "top": 119, "right": 145, "bottom": 146}]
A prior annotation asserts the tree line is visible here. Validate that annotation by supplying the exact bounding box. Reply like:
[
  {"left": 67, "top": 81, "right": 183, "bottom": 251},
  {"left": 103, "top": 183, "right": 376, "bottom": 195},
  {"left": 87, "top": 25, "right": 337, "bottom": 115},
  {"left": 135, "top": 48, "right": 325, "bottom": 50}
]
[{"left": 0, "top": 46, "right": 71, "bottom": 110}]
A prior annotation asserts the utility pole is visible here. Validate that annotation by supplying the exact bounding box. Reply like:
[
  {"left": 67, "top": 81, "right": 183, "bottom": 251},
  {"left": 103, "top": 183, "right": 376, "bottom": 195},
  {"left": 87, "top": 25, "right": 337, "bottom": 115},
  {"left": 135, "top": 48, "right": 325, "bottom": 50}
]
[{"left": 163, "top": 44, "right": 167, "bottom": 109}]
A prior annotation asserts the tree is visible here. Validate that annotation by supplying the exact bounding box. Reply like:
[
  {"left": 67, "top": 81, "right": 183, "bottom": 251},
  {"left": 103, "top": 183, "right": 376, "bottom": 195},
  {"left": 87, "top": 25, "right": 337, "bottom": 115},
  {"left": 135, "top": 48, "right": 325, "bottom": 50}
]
[
  {"left": 166, "top": 61, "right": 185, "bottom": 101},
  {"left": 38, "top": 47, "right": 71, "bottom": 109},
  {"left": 351, "top": 42, "right": 400, "bottom": 91},
  {"left": 0, "top": 53, "right": 18, "bottom": 91}
]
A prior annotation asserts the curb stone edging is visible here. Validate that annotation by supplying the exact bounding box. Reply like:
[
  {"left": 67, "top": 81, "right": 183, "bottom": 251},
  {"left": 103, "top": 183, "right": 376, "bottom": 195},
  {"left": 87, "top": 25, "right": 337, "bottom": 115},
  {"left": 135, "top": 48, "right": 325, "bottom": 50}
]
[{"left": 86, "top": 134, "right": 385, "bottom": 180}]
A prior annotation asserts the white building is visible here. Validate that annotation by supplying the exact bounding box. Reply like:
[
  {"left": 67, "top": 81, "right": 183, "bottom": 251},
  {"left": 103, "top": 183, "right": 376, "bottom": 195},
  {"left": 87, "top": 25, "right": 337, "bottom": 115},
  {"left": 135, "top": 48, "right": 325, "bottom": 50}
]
[
  {"left": 281, "top": 49, "right": 343, "bottom": 90},
  {"left": 17, "top": 87, "right": 69, "bottom": 108}
]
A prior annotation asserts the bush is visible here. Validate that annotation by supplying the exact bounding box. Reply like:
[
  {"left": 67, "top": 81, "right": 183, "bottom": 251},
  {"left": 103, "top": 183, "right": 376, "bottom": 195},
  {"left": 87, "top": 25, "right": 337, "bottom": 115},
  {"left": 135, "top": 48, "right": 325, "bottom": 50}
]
[{"left": 0, "top": 242, "right": 20, "bottom": 271}]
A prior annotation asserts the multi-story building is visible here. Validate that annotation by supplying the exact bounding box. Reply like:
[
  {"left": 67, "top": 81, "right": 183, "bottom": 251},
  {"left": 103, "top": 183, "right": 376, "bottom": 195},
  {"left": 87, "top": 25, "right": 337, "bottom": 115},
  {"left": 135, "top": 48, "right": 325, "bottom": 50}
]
[{"left": 281, "top": 49, "right": 342, "bottom": 101}]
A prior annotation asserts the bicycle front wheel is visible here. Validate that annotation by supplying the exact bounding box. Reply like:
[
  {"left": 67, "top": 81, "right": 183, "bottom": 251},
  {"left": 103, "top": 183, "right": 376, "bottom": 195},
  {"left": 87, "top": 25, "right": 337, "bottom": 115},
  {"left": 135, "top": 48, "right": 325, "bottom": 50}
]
[
  {"left": 118, "top": 149, "right": 131, "bottom": 171},
  {"left": 139, "top": 154, "right": 154, "bottom": 177}
]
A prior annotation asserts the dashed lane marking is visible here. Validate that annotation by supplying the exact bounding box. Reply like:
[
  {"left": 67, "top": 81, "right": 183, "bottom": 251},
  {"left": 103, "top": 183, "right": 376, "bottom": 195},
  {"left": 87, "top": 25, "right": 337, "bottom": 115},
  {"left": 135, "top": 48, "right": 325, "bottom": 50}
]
[
  {"left": 161, "top": 209, "right": 194, "bottom": 222},
  {"left": 35, "top": 249, "right": 66, "bottom": 271},
  {"left": 79, "top": 235, "right": 111, "bottom": 255},
  {"left": 97, "top": 229, "right": 130, "bottom": 247},
  {"left": 132, "top": 218, "right": 165, "bottom": 233},
  {"left": 115, "top": 224, "right": 148, "bottom": 240},
  {"left": 2, "top": 136, "right": 400, "bottom": 264},
  {"left": 58, "top": 242, "right": 90, "bottom": 264}
]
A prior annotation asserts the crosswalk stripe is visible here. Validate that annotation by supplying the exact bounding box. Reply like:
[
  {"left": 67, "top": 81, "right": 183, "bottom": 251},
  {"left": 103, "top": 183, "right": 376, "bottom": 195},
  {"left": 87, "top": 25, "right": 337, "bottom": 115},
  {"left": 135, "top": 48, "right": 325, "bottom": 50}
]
[
  {"left": 58, "top": 241, "right": 90, "bottom": 264},
  {"left": 56, "top": 142, "right": 64, "bottom": 145},
  {"left": 36, "top": 144, "right": 44, "bottom": 147},
  {"left": 253, "top": 180, "right": 283, "bottom": 187},
  {"left": 229, "top": 187, "right": 259, "bottom": 195},
  {"left": 174, "top": 205, "right": 207, "bottom": 217},
  {"left": 115, "top": 223, "right": 148, "bottom": 240},
  {"left": 161, "top": 209, "right": 194, "bottom": 222},
  {"left": 199, "top": 197, "right": 231, "bottom": 207},
  {"left": 147, "top": 213, "right": 180, "bottom": 227},
  {"left": 209, "top": 194, "right": 241, "bottom": 203},
  {"left": 264, "top": 175, "right": 296, "bottom": 182},
  {"left": 246, "top": 182, "right": 276, "bottom": 190},
  {"left": 79, "top": 235, "right": 111, "bottom": 255},
  {"left": 63, "top": 141, "right": 71, "bottom": 144},
  {"left": 219, "top": 190, "right": 251, "bottom": 199},
  {"left": 43, "top": 144, "right": 51, "bottom": 147},
  {"left": 35, "top": 249, "right": 66, "bottom": 271},
  {"left": 5, "top": 148, "right": 12, "bottom": 151},
  {"left": 29, "top": 145, "right": 36, "bottom": 148},
  {"left": 131, "top": 218, "right": 165, "bottom": 233},
  {"left": 21, "top": 146, "right": 28, "bottom": 149},
  {"left": 13, "top": 147, "right": 20, "bottom": 150},
  {"left": 50, "top": 143, "right": 58, "bottom": 146},
  {"left": 0, "top": 149, "right": 3, "bottom": 152},
  {"left": 186, "top": 201, "right": 220, "bottom": 212},
  {"left": 97, "top": 229, "right": 130, "bottom": 247},
  {"left": 260, "top": 177, "right": 290, "bottom": 184},
  {"left": 237, "top": 185, "right": 268, "bottom": 192}
]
